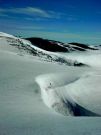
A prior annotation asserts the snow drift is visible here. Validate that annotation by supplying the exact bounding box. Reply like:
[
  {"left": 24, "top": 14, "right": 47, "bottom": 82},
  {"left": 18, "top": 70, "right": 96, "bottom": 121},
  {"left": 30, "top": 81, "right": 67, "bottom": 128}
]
[{"left": 36, "top": 71, "right": 101, "bottom": 116}]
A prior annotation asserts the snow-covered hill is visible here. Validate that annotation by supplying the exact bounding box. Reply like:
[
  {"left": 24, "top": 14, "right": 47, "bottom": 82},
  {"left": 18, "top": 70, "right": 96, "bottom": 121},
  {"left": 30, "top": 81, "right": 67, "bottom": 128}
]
[
  {"left": 0, "top": 32, "right": 101, "bottom": 135},
  {"left": 0, "top": 32, "right": 85, "bottom": 66}
]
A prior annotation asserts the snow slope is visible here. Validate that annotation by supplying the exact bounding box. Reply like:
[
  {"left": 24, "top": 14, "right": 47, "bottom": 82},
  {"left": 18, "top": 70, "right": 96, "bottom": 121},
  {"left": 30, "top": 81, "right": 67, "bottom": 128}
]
[
  {"left": 36, "top": 70, "right": 101, "bottom": 116},
  {"left": 36, "top": 47, "right": 101, "bottom": 116},
  {"left": 0, "top": 32, "right": 85, "bottom": 66},
  {"left": 0, "top": 32, "right": 101, "bottom": 135}
]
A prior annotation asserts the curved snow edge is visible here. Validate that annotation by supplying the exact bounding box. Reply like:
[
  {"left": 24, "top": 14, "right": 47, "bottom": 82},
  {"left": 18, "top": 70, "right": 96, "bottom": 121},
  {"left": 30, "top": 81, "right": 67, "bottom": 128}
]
[{"left": 35, "top": 73, "right": 101, "bottom": 116}]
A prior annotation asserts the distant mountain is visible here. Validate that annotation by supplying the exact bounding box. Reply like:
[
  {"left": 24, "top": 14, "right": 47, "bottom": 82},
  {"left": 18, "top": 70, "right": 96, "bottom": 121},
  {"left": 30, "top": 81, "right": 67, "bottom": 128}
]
[
  {"left": 68, "top": 42, "right": 98, "bottom": 51},
  {"left": 0, "top": 32, "right": 86, "bottom": 67},
  {"left": 26, "top": 37, "right": 98, "bottom": 52},
  {"left": 1, "top": 32, "right": 100, "bottom": 67},
  {"left": 25, "top": 37, "right": 68, "bottom": 52}
]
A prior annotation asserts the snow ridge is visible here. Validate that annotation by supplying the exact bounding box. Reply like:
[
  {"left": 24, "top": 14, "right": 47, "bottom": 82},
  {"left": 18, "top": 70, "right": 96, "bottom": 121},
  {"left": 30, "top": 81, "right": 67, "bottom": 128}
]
[
  {"left": 0, "top": 32, "right": 86, "bottom": 66},
  {"left": 35, "top": 71, "right": 101, "bottom": 116}
]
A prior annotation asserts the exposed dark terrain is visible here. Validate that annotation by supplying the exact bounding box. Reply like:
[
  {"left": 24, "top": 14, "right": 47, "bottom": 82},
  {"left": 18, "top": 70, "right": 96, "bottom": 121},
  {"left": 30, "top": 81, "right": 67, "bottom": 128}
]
[
  {"left": 25, "top": 37, "right": 68, "bottom": 52},
  {"left": 25, "top": 37, "right": 98, "bottom": 52}
]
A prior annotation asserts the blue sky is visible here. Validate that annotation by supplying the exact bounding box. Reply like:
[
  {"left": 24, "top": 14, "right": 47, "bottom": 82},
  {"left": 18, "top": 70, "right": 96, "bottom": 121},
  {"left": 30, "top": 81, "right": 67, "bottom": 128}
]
[{"left": 0, "top": 0, "right": 101, "bottom": 44}]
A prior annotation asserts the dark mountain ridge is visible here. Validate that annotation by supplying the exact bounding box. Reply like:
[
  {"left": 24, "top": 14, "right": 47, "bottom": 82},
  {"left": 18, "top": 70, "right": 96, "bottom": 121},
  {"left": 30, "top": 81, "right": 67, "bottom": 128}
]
[
  {"left": 25, "top": 37, "right": 68, "bottom": 52},
  {"left": 25, "top": 37, "right": 98, "bottom": 52}
]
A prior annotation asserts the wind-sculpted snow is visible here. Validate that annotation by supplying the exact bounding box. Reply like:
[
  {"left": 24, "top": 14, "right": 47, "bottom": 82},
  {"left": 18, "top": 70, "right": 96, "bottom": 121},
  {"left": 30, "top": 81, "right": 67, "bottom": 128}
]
[
  {"left": 1, "top": 32, "right": 101, "bottom": 117},
  {"left": 1, "top": 32, "right": 101, "bottom": 135},
  {"left": 35, "top": 73, "right": 80, "bottom": 116},
  {"left": 36, "top": 71, "right": 101, "bottom": 116}
]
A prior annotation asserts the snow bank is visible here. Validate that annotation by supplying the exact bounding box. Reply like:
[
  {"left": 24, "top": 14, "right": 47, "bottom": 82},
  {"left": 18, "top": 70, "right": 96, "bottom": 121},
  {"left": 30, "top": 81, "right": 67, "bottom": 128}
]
[
  {"left": 35, "top": 72, "right": 78, "bottom": 116},
  {"left": 36, "top": 70, "right": 101, "bottom": 116}
]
